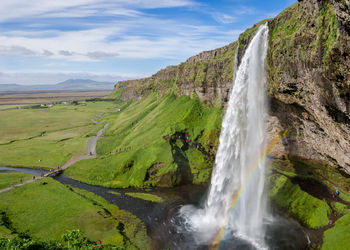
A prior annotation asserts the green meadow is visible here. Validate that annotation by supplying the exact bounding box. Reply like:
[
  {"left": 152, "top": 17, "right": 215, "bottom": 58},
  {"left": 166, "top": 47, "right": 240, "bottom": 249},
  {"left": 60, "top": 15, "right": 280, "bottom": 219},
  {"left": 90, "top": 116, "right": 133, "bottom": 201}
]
[
  {"left": 0, "top": 101, "right": 115, "bottom": 169},
  {"left": 0, "top": 177, "right": 150, "bottom": 249},
  {"left": 0, "top": 172, "right": 35, "bottom": 189}
]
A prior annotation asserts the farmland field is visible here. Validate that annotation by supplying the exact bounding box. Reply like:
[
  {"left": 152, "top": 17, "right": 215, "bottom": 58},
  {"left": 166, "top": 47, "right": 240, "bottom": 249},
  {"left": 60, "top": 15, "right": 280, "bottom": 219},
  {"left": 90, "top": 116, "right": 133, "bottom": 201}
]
[
  {"left": 0, "top": 99, "right": 116, "bottom": 169},
  {"left": 0, "top": 91, "right": 110, "bottom": 105}
]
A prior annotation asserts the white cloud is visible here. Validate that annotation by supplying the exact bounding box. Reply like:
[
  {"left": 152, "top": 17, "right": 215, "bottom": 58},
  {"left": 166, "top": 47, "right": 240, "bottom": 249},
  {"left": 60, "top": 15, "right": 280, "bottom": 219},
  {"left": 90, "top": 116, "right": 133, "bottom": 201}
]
[
  {"left": 0, "top": 14, "right": 237, "bottom": 62},
  {"left": 211, "top": 13, "right": 237, "bottom": 24},
  {"left": 87, "top": 51, "right": 119, "bottom": 59},
  {"left": 233, "top": 6, "right": 256, "bottom": 15},
  {"left": 0, "top": 0, "right": 244, "bottom": 80},
  {"left": 0, "top": 0, "right": 197, "bottom": 22},
  {"left": 0, "top": 45, "right": 36, "bottom": 56}
]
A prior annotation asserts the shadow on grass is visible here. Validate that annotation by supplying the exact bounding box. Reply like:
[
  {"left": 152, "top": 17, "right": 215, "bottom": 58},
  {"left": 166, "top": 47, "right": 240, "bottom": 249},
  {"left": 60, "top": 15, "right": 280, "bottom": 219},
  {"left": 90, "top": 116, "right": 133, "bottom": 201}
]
[{"left": 169, "top": 133, "right": 193, "bottom": 185}]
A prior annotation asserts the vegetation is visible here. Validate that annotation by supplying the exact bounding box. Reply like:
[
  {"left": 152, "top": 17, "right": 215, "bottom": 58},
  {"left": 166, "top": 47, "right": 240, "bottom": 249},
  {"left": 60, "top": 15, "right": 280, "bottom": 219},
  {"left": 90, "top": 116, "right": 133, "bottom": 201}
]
[
  {"left": 0, "top": 101, "right": 115, "bottom": 169},
  {"left": 66, "top": 93, "right": 222, "bottom": 187},
  {"left": 322, "top": 214, "right": 350, "bottom": 250},
  {"left": 0, "top": 230, "right": 116, "bottom": 249},
  {"left": 0, "top": 91, "right": 110, "bottom": 105},
  {"left": 270, "top": 158, "right": 350, "bottom": 194},
  {"left": 109, "top": 191, "right": 121, "bottom": 196},
  {"left": 269, "top": 159, "right": 350, "bottom": 248},
  {"left": 267, "top": 1, "right": 340, "bottom": 95},
  {"left": 0, "top": 178, "right": 150, "bottom": 249},
  {"left": 0, "top": 173, "right": 35, "bottom": 189},
  {"left": 125, "top": 192, "right": 163, "bottom": 203},
  {"left": 268, "top": 174, "right": 331, "bottom": 228},
  {"left": 332, "top": 202, "right": 347, "bottom": 215}
]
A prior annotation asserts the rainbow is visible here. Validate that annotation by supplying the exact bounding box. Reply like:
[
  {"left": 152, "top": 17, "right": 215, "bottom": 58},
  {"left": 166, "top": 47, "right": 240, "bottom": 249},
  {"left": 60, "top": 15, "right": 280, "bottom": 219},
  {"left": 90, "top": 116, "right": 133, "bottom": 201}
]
[{"left": 211, "top": 130, "right": 288, "bottom": 250}]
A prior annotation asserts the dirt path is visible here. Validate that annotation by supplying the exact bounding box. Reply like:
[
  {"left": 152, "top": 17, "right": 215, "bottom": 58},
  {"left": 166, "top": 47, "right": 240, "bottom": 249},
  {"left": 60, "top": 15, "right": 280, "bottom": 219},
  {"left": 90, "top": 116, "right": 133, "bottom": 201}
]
[
  {"left": 59, "top": 122, "right": 109, "bottom": 170},
  {"left": 0, "top": 122, "right": 109, "bottom": 192}
]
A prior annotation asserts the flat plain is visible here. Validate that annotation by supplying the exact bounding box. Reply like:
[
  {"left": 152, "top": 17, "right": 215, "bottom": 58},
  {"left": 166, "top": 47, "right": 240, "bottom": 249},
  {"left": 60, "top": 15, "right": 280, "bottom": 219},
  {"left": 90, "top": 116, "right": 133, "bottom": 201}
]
[
  {"left": 0, "top": 96, "right": 116, "bottom": 169},
  {"left": 0, "top": 90, "right": 111, "bottom": 105}
]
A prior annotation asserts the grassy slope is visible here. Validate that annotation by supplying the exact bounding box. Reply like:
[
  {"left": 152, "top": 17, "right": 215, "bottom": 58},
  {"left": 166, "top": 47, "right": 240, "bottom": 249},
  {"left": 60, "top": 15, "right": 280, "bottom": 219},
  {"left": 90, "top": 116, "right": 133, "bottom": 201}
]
[
  {"left": 268, "top": 174, "right": 331, "bottom": 228},
  {"left": 0, "top": 173, "right": 34, "bottom": 189},
  {"left": 0, "top": 178, "right": 150, "bottom": 249},
  {"left": 66, "top": 93, "right": 222, "bottom": 188},
  {"left": 0, "top": 102, "right": 115, "bottom": 169},
  {"left": 269, "top": 161, "right": 350, "bottom": 249},
  {"left": 322, "top": 213, "right": 350, "bottom": 250}
]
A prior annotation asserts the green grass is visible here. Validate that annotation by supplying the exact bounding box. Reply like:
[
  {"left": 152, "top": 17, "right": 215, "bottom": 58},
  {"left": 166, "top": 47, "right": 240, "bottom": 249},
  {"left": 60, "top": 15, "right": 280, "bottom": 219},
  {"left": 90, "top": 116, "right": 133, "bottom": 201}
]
[
  {"left": 339, "top": 192, "right": 350, "bottom": 203},
  {"left": 125, "top": 192, "right": 163, "bottom": 203},
  {"left": 71, "top": 188, "right": 150, "bottom": 249},
  {"left": 109, "top": 191, "right": 121, "bottom": 195},
  {"left": 66, "top": 93, "right": 222, "bottom": 187},
  {"left": 0, "top": 102, "right": 114, "bottom": 144},
  {"left": 0, "top": 226, "right": 11, "bottom": 238},
  {"left": 0, "top": 173, "right": 35, "bottom": 189},
  {"left": 269, "top": 174, "right": 331, "bottom": 228},
  {"left": 322, "top": 213, "right": 350, "bottom": 250},
  {"left": 186, "top": 147, "right": 212, "bottom": 184},
  {"left": 269, "top": 158, "right": 350, "bottom": 194},
  {"left": 0, "top": 102, "right": 115, "bottom": 169},
  {"left": 0, "top": 178, "right": 150, "bottom": 249},
  {"left": 332, "top": 202, "right": 347, "bottom": 215}
]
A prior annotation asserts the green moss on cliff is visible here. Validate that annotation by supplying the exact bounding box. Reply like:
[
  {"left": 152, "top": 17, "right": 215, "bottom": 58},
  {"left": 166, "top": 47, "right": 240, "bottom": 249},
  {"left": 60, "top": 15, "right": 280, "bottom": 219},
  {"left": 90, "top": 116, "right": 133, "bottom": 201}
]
[
  {"left": 317, "top": 2, "right": 339, "bottom": 65},
  {"left": 269, "top": 174, "right": 331, "bottom": 228},
  {"left": 267, "top": 1, "right": 341, "bottom": 95}
]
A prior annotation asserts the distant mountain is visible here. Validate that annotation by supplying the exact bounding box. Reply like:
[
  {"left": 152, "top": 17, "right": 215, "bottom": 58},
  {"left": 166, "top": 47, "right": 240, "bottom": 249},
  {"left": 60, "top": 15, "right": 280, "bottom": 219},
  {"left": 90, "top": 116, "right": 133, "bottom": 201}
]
[
  {"left": 0, "top": 79, "right": 115, "bottom": 93},
  {"left": 56, "top": 79, "right": 115, "bottom": 89}
]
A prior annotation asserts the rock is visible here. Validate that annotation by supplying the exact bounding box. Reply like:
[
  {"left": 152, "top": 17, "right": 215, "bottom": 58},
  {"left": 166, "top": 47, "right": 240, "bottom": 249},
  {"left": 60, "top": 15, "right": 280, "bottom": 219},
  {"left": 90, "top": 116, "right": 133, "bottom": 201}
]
[{"left": 267, "top": 0, "right": 350, "bottom": 173}]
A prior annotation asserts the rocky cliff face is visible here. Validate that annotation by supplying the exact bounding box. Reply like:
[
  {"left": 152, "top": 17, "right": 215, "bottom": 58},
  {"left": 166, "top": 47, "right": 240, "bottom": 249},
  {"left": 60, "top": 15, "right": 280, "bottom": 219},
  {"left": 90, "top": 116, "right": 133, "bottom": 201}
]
[
  {"left": 114, "top": 0, "right": 350, "bottom": 174},
  {"left": 266, "top": 0, "right": 350, "bottom": 174},
  {"left": 115, "top": 41, "right": 238, "bottom": 106}
]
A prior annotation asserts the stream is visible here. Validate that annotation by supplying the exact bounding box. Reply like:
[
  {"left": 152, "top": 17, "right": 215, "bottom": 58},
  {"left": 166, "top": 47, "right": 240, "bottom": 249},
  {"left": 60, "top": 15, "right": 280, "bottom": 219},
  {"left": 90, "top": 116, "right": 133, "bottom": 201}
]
[{"left": 0, "top": 166, "right": 309, "bottom": 249}]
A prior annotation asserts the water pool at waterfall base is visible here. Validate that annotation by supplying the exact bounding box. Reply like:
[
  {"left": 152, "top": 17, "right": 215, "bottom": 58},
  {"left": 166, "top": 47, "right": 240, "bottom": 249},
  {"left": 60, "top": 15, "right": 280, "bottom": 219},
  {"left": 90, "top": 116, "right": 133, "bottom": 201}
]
[{"left": 155, "top": 209, "right": 309, "bottom": 250}]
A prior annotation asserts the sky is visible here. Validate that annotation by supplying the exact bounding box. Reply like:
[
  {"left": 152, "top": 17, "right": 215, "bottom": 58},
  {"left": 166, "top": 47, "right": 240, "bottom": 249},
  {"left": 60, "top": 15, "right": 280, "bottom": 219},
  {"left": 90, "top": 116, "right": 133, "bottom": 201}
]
[{"left": 0, "top": 0, "right": 297, "bottom": 85}]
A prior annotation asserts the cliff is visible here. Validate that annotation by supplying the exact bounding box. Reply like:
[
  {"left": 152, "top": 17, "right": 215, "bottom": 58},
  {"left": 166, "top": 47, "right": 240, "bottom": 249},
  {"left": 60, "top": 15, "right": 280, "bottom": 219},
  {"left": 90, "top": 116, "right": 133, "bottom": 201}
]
[
  {"left": 113, "top": 0, "right": 350, "bottom": 175},
  {"left": 266, "top": 0, "right": 350, "bottom": 174},
  {"left": 114, "top": 41, "right": 237, "bottom": 106}
]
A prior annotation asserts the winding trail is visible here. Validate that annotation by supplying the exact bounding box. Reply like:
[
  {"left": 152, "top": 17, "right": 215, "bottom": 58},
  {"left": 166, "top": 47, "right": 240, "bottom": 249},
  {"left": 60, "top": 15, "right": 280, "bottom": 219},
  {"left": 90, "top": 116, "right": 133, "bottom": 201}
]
[{"left": 0, "top": 121, "right": 109, "bottom": 193}]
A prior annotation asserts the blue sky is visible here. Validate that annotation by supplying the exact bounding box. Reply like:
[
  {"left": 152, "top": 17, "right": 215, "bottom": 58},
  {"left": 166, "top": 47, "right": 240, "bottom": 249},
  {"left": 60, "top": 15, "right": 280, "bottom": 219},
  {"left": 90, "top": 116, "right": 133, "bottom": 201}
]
[{"left": 0, "top": 0, "right": 296, "bottom": 85}]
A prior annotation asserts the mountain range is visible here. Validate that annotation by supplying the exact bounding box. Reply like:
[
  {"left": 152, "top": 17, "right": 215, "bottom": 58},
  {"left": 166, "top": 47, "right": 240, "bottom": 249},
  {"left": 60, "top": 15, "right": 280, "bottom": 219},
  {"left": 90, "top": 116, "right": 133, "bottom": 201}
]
[{"left": 0, "top": 79, "right": 116, "bottom": 93}]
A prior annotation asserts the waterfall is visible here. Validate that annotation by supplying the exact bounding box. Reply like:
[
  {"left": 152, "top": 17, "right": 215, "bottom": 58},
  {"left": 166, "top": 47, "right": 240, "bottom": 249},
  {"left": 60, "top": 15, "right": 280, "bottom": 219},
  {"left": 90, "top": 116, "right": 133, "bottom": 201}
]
[{"left": 180, "top": 23, "right": 269, "bottom": 249}]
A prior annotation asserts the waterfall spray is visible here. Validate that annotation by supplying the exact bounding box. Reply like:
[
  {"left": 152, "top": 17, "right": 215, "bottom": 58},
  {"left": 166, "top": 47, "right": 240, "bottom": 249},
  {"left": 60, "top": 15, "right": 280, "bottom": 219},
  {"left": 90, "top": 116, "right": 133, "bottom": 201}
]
[{"left": 180, "top": 23, "right": 270, "bottom": 249}]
